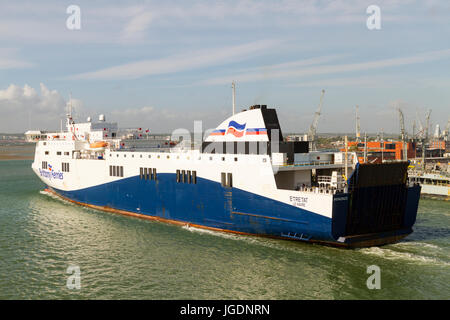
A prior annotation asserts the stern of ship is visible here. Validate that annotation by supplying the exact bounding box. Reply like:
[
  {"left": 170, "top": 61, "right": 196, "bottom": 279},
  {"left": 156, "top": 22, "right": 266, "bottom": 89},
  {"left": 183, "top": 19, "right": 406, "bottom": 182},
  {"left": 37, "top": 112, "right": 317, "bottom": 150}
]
[{"left": 331, "top": 161, "right": 421, "bottom": 248}]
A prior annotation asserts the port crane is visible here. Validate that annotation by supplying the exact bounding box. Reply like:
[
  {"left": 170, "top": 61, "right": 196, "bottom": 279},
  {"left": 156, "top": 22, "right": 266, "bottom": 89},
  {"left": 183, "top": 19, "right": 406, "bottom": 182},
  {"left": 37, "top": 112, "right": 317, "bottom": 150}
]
[
  {"left": 424, "top": 109, "right": 432, "bottom": 140},
  {"left": 398, "top": 108, "right": 405, "bottom": 141},
  {"left": 307, "top": 89, "right": 325, "bottom": 151},
  {"left": 443, "top": 118, "right": 450, "bottom": 141},
  {"left": 397, "top": 107, "right": 407, "bottom": 160},
  {"left": 355, "top": 105, "right": 361, "bottom": 142},
  {"left": 420, "top": 109, "right": 432, "bottom": 170},
  {"left": 416, "top": 112, "right": 424, "bottom": 139}
]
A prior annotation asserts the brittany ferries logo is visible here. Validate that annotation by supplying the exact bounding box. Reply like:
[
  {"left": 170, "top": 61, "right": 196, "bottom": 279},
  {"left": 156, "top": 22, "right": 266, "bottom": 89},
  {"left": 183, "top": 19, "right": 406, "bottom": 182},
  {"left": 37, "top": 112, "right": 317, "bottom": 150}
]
[
  {"left": 209, "top": 121, "right": 268, "bottom": 138},
  {"left": 226, "top": 121, "right": 246, "bottom": 137},
  {"left": 39, "top": 164, "right": 63, "bottom": 180}
]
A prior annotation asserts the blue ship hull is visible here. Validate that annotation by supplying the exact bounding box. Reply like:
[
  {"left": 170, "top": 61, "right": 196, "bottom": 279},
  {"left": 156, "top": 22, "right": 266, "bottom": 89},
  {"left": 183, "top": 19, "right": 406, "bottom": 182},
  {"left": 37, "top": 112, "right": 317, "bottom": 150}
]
[{"left": 49, "top": 171, "right": 421, "bottom": 248}]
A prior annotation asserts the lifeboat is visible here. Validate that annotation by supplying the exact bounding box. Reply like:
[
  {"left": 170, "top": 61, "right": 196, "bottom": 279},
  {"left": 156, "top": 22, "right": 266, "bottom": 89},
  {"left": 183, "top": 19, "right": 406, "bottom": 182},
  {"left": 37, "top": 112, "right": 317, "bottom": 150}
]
[{"left": 89, "top": 141, "right": 108, "bottom": 149}]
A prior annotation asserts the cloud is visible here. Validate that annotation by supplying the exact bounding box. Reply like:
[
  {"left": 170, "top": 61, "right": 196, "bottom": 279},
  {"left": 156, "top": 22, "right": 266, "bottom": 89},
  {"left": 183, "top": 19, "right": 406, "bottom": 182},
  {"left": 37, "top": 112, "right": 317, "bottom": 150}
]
[
  {"left": 120, "top": 9, "right": 154, "bottom": 42},
  {"left": 109, "top": 105, "right": 231, "bottom": 133},
  {"left": 197, "top": 48, "right": 450, "bottom": 85},
  {"left": 1, "top": 1, "right": 449, "bottom": 46},
  {"left": 0, "top": 48, "right": 33, "bottom": 70},
  {"left": 69, "top": 39, "right": 281, "bottom": 80},
  {"left": 0, "top": 83, "right": 67, "bottom": 132}
]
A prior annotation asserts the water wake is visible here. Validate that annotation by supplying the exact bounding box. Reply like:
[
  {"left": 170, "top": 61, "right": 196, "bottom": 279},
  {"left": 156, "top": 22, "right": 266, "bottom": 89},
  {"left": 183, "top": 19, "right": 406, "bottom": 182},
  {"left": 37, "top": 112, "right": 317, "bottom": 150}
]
[{"left": 358, "top": 246, "right": 449, "bottom": 266}]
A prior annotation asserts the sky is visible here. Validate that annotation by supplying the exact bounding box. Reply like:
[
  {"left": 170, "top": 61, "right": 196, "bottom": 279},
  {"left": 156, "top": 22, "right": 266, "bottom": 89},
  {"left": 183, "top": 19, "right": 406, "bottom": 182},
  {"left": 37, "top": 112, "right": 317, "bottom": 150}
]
[{"left": 0, "top": 0, "right": 449, "bottom": 134}]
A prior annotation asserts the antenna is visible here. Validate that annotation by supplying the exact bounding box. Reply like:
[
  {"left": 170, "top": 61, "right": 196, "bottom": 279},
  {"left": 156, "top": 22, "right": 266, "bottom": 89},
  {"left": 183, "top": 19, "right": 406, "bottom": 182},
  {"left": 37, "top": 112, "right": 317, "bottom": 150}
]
[
  {"left": 66, "top": 92, "right": 75, "bottom": 129},
  {"left": 232, "top": 81, "right": 236, "bottom": 115},
  {"left": 68, "top": 92, "right": 73, "bottom": 118}
]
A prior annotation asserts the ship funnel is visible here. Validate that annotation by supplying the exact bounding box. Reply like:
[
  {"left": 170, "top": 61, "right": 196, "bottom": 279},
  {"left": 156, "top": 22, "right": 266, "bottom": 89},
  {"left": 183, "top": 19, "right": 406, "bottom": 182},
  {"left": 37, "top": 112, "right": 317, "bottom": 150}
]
[
  {"left": 87, "top": 116, "right": 91, "bottom": 122},
  {"left": 99, "top": 114, "right": 105, "bottom": 122}
]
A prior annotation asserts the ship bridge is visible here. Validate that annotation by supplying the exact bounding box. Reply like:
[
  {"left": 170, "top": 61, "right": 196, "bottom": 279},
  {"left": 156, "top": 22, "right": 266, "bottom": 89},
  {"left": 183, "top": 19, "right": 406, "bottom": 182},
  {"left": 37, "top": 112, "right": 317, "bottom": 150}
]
[{"left": 201, "top": 105, "right": 356, "bottom": 194}]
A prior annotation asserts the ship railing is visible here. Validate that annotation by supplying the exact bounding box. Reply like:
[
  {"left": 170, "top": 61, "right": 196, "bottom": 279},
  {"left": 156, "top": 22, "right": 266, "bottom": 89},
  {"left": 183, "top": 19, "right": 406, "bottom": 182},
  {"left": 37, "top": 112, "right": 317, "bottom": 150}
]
[
  {"left": 317, "top": 176, "right": 332, "bottom": 183},
  {"left": 112, "top": 147, "right": 173, "bottom": 153},
  {"left": 280, "top": 161, "right": 337, "bottom": 167},
  {"left": 295, "top": 185, "right": 346, "bottom": 195}
]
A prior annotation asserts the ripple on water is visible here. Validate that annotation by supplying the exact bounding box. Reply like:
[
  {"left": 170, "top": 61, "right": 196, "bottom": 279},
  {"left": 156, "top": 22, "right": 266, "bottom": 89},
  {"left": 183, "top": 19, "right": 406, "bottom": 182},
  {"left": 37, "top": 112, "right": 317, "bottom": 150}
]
[{"left": 1, "top": 160, "right": 450, "bottom": 299}]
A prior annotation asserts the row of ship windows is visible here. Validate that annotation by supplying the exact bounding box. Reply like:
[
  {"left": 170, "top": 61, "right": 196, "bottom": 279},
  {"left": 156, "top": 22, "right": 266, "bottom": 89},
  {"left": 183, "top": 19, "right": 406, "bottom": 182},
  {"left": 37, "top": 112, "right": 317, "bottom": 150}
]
[
  {"left": 110, "top": 165, "right": 124, "bottom": 177},
  {"left": 221, "top": 172, "right": 233, "bottom": 188},
  {"left": 139, "top": 168, "right": 157, "bottom": 180},
  {"left": 43, "top": 150, "right": 268, "bottom": 164},
  {"left": 42, "top": 161, "right": 233, "bottom": 188},
  {"left": 41, "top": 161, "right": 70, "bottom": 172},
  {"left": 109, "top": 152, "right": 267, "bottom": 163},
  {"left": 176, "top": 170, "right": 197, "bottom": 184},
  {"left": 62, "top": 163, "right": 70, "bottom": 172},
  {"left": 44, "top": 151, "right": 70, "bottom": 156}
]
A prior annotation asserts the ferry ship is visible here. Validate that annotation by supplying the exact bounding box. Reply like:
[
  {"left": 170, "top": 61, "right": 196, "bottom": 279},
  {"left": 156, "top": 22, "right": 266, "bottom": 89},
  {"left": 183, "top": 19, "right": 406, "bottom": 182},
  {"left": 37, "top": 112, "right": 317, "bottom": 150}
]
[
  {"left": 408, "top": 171, "right": 449, "bottom": 200},
  {"left": 26, "top": 105, "right": 421, "bottom": 247}
]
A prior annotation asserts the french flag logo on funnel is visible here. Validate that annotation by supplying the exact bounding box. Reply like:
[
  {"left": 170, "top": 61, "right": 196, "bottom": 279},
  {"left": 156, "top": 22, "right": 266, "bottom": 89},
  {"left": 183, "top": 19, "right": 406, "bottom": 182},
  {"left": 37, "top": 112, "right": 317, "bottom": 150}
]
[{"left": 226, "top": 121, "right": 246, "bottom": 137}]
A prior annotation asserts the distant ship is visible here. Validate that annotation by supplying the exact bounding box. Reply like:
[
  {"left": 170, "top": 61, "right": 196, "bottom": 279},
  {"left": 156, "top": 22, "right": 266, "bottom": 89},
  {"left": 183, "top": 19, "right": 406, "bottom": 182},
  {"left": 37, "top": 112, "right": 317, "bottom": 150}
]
[
  {"left": 26, "top": 105, "right": 421, "bottom": 247},
  {"left": 408, "top": 171, "right": 449, "bottom": 200}
]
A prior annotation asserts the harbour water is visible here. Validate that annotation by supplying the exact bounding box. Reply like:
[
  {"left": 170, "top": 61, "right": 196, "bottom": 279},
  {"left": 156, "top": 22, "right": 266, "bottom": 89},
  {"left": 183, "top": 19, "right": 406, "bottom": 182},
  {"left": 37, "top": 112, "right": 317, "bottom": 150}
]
[{"left": 0, "top": 160, "right": 449, "bottom": 299}]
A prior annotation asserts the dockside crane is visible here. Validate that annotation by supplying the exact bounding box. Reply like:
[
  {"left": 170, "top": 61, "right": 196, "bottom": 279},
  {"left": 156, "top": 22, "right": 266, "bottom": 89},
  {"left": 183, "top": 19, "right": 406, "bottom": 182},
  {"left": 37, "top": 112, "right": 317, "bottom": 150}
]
[
  {"left": 397, "top": 107, "right": 407, "bottom": 160},
  {"left": 443, "top": 118, "right": 450, "bottom": 141},
  {"left": 355, "top": 105, "right": 361, "bottom": 142},
  {"left": 416, "top": 112, "right": 424, "bottom": 139},
  {"left": 307, "top": 89, "right": 325, "bottom": 151},
  {"left": 421, "top": 109, "right": 432, "bottom": 170},
  {"left": 424, "top": 109, "right": 432, "bottom": 141},
  {"left": 398, "top": 108, "right": 405, "bottom": 141}
]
